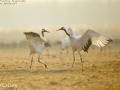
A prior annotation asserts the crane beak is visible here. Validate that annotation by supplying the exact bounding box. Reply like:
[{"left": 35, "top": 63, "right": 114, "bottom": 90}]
[
  {"left": 56, "top": 28, "right": 62, "bottom": 31},
  {"left": 44, "top": 30, "right": 50, "bottom": 33}
]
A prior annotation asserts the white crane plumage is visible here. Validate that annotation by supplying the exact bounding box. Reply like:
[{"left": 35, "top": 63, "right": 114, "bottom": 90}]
[
  {"left": 24, "top": 29, "right": 50, "bottom": 69},
  {"left": 57, "top": 27, "right": 112, "bottom": 71},
  {"left": 58, "top": 28, "right": 81, "bottom": 56},
  {"left": 60, "top": 40, "right": 70, "bottom": 55}
]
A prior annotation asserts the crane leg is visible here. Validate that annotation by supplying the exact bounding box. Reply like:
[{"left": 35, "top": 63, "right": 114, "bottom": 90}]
[
  {"left": 38, "top": 54, "right": 48, "bottom": 69},
  {"left": 64, "top": 49, "right": 69, "bottom": 58},
  {"left": 71, "top": 52, "right": 75, "bottom": 68},
  {"left": 60, "top": 51, "right": 62, "bottom": 57},
  {"left": 60, "top": 49, "right": 64, "bottom": 59},
  {"left": 60, "top": 48, "right": 63, "bottom": 55},
  {"left": 29, "top": 52, "right": 32, "bottom": 57},
  {"left": 30, "top": 53, "right": 34, "bottom": 69},
  {"left": 78, "top": 52, "right": 83, "bottom": 71}
]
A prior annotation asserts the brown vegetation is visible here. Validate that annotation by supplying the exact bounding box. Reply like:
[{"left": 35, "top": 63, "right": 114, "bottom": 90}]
[{"left": 0, "top": 38, "right": 119, "bottom": 90}]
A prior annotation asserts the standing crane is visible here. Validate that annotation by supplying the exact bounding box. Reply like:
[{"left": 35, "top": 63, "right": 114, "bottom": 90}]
[
  {"left": 57, "top": 27, "right": 112, "bottom": 71},
  {"left": 24, "top": 29, "right": 50, "bottom": 69},
  {"left": 58, "top": 29, "right": 70, "bottom": 56},
  {"left": 60, "top": 40, "right": 70, "bottom": 56}
]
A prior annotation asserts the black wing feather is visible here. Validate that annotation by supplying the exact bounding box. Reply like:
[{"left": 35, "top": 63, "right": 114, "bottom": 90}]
[{"left": 82, "top": 38, "right": 92, "bottom": 53}]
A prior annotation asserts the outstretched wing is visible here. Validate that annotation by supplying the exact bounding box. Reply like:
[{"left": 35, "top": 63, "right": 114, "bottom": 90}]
[
  {"left": 67, "top": 27, "right": 76, "bottom": 37},
  {"left": 24, "top": 32, "right": 47, "bottom": 42},
  {"left": 77, "top": 29, "right": 112, "bottom": 52},
  {"left": 24, "top": 32, "right": 40, "bottom": 37},
  {"left": 24, "top": 32, "right": 40, "bottom": 41},
  {"left": 24, "top": 32, "right": 47, "bottom": 53}
]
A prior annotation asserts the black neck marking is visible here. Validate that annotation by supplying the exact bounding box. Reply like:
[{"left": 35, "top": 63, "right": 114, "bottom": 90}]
[
  {"left": 42, "top": 31, "right": 44, "bottom": 37},
  {"left": 64, "top": 29, "right": 70, "bottom": 36}
]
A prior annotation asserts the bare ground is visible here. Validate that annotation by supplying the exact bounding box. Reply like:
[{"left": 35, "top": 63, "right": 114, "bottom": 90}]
[{"left": 0, "top": 45, "right": 120, "bottom": 90}]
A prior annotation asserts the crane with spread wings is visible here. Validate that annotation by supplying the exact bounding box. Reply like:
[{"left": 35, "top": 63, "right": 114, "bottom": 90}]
[
  {"left": 24, "top": 29, "right": 50, "bottom": 69},
  {"left": 57, "top": 27, "right": 112, "bottom": 71}
]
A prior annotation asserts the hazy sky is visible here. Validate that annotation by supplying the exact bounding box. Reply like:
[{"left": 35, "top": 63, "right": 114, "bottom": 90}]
[{"left": 0, "top": 0, "right": 120, "bottom": 30}]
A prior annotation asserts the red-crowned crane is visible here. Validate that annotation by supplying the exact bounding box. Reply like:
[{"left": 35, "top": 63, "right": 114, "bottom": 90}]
[
  {"left": 57, "top": 27, "right": 112, "bottom": 71},
  {"left": 24, "top": 29, "right": 50, "bottom": 69}
]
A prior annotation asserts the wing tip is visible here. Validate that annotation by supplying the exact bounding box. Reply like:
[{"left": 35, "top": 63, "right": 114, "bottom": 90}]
[
  {"left": 107, "top": 39, "right": 113, "bottom": 43},
  {"left": 23, "top": 32, "right": 29, "bottom": 36},
  {"left": 23, "top": 32, "right": 26, "bottom": 35}
]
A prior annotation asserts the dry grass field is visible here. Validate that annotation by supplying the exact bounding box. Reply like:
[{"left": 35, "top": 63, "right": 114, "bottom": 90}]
[{"left": 0, "top": 41, "right": 120, "bottom": 90}]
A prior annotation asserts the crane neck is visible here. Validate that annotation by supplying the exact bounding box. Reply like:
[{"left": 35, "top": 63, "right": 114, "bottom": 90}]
[
  {"left": 41, "top": 31, "right": 44, "bottom": 37},
  {"left": 64, "top": 29, "right": 70, "bottom": 36}
]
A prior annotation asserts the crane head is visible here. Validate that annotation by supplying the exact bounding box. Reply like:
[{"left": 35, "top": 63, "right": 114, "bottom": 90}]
[
  {"left": 42, "top": 29, "right": 50, "bottom": 33},
  {"left": 56, "top": 27, "right": 66, "bottom": 31},
  {"left": 57, "top": 27, "right": 70, "bottom": 36}
]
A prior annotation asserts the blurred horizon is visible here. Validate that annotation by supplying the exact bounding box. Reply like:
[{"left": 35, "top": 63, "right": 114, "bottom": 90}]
[
  {"left": 0, "top": 0, "right": 120, "bottom": 43},
  {"left": 0, "top": 26, "right": 119, "bottom": 43}
]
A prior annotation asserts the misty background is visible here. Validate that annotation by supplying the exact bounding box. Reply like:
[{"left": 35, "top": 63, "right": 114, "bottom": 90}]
[{"left": 0, "top": 0, "right": 120, "bottom": 46}]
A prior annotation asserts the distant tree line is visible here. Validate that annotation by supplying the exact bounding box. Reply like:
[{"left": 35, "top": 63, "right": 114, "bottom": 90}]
[
  {"left": 0, "top": 39, "right": 119, "bottom": 49},
  {"left": 0, "top": 40, "right": 61, "bottom": 49},
  {"left": 0, "top": 40, "right": 28, "bottom": 48}
]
